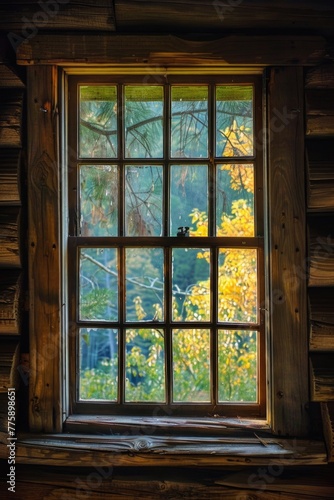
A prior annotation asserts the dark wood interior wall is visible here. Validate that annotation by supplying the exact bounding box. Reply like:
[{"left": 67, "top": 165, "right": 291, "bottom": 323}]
[
  {"left": 306, "top": 62, "right": 334, "bottom": 462},
  {"left": 0, "top": 64, "right": 25, "bottom": 433}
]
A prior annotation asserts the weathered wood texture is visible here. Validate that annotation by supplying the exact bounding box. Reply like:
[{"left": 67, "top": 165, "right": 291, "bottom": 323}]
[
  {"left": 1, "top": 463, "right": 334, "bottom": 500},
  {"left": 321, "top": 402, "right": 334, "bottom": 462},
  {"left": 114, "top": 0, "right": 334, "bottom": 33},
  {"left": 306, "top": 139, "right": 334, "bottom": 210},
  {"left": 0, "top": 338, "right": 19, "bottom": 392},
  {"left": 27, "top": 66, "right": 61, "bottom": 432},
  {"left": 268, "top": 67, "right": 308, "bottom": 436},
  {"left": 0, "top": 90, "right": 23, "bottom": 147},
  {"left": 0, "top": 64, "right": 25, "bottom": 88},
  {"left": 0, "top": 270, "right": 22, "bottom": 335},
  {"left": 306, "top": 63, "right": 334, "bottom": 89},
  {"left": 0, "top": 0, "right": 116, "bottom": 32},
  {"left": 308, "top": 218, "right": 334, "bottom": 286},
  {"left": 310, "top": 355, "right": 334, "bottom": 401},
  {"left": 16, "top": 34, "right": 326, "bottom": 66},
  {"left": 0, "top": 206, "right": 21, "bottom": 267},
  {"left": 306, "top": 89, "right": 334, "bottom": 136},
  {"left": 0, "top": 432, "right": 327, "bottom": 467},
  {"left": 0, "top": 149, "right": 21, "bottom": 204},
  {"left": 309, "top": 288, "right": 334, "bottom": 351}
]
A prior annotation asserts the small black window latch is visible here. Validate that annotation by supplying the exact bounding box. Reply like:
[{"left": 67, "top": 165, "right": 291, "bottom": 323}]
[{"left": 177, "top": 226, "right": 189, "bottom": 237}]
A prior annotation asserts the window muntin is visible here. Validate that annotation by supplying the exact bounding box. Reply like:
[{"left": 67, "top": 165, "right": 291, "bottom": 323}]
[{"left": 68, "top": 76, "right": 265, "bottom": 417}]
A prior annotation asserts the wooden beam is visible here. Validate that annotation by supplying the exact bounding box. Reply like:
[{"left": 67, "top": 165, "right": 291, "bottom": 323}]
[
  {"left": 0, "top": 270, "right": 22, "bottom": 335},
  {"left": 27, "top": 66, "right": 61, "bottom": 432},
  {"left": 310, "top": 355, "right": 334, "bottom": 401},
  {"left": 0, "top": 149, "right": 21, "bottom": 204},
  {"left": 321, "top": 402, "right": 334, "bottom": 462},
  {"left": 0, "top": 0, "right": 116, "bottom": 32},
  {"left": 0, "top": 432, "right": 327, "bottom": 467},
  {"left": 308, "top": 217, "right": 334, "bottom": 286},
  {"left": 0, "top": 206, "right": 21, "bottom": 267},
  {"left": 268, "top": 67, "right": 309, "bottom": 436},
  {"left": 16, "top": 34, "right": 326, "bottom": 67},
  {"left": 0, "top": 90, "right": 23, "bottom": 148},
  {"left": 309, "top": 287, "right": 334, "bottom": 351}
]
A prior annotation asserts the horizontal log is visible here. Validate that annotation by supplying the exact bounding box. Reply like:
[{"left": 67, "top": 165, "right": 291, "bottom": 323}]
[
  {"left": 0, "top": 149, "right": 21, "bottom": 203},
  {"left": 305, "top": 63, "right": 334, "bottom": 88},
  {"left": 0, "top": 338, "right": 19, "bottom": 392},
  {"left": 321, "top": 402, "right": 334, "bottom": 462},
  {"left": 306, "top": 139, "right": 334, "bottom": 209},
  {"left": 310, "top": 354, "right": 334, "bottom": 401},
  {"left": 0, "top": 270, "right": 22, "bottom": 334},
  {"left": 2, "top": 463, "right": 334, "bottom": 500},
  {"left": 6, "top": 462, "right": 332, "bottom": 499},
  {"left": 306, "top": 116, "right": 334, "bottom": 136},
  {"left": 0, "top": 206, "right": 21, "bottom": 267},
  {"left": 0, "top": 0, "right": 115, "bottom": 32},
  {"left": 309, "top": 288, "right": 334, "bottom": 351},
  {"left": 0, "top": 64, "right": 25, "bottom": 88},
  {"left": 308, "top": 218, "right": 334, "bottom": 286},
  {"left": 0, "top": 90, "right": 23, "bottom": 148},
  {"left": 64, "top": 414, "right": 269, "bottom": 436},
  {"left": 16, "top": 34, "right": 326, "bottom": 66},
  {"left": 0, "top": 432, "right": 326, "bottom": 467}
]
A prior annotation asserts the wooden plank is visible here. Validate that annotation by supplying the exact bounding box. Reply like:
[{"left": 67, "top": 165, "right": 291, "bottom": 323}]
[
  {"left": 321, "top": 402, "right": 334, "bottom": 462},
  {"left": 64, "top": 415, "right": 269, "bottom": 435},
  {"left": 310, "top": 355, "right": 334, "bottom": 401},
  {"left": 16, "top": 34, "right": 326, "bottom": 66},
  {"left": 0, "top": 432, "right": 326, "bottom": 467},
  {"left": 306, "top": 89, "right": 334, "bottom": 136},
  {"left": 0, "top": 338, "right": 19, "bottom": 392},
  {"left": 309, "top": 287, "right": 334, "bottom": 351},
  {"left": 0, "top": 206, "right": 21, "bottom": 267},
  {"left": 306, "top": 139, "right": 334, "bottom": 210},
  {"left": 0, "top": 149, "right": 21, "bottom": 204},
  {"left": 1, "top": 463, "right": 334, "bottom": 500},
  {"left": 0, "top": 64, "right": 25, "bottom": 88},
  {"left": 114, "top": 0, "right": 334, "bottom": 33},
  {"left": 306, "top": 63, "right": 334, "bottom": 88},
  {"left": 0, "top": 269, "right": 22, "bottom": 335},
  {"left": 0, "top": 90, "right": 23, "bottom": 148},
  {"left": 0, "top": 0, "right": 115, "bottom": 32},
  {"left": 268, "top": 67, "right": 309, "bottom": 436},
  {"left": 27, "top": 66, "right": 61, "bottom": 432},
  {"left": 308, "top": 217, "right": 334, "bottom": 286}
]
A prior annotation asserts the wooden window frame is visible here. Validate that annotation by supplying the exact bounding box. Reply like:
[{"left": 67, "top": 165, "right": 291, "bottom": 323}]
[
  {"left": 67, "top": 74, "right": 265, "bottom": 419},
  {"left": 26, "top": 63, "right": 309, "bottom": 443}
]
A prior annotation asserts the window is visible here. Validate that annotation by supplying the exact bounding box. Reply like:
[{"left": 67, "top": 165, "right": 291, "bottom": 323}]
[{"left": 67, "top": 75, "right": 265, "bottom": 417}]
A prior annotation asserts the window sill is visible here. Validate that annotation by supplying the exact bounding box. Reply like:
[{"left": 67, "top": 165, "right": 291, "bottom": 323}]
[{"left": 1, "top": 416, "right": 327, "bottom": 467}]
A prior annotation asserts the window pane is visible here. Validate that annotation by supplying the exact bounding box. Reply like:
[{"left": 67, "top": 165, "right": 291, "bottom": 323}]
[
  {"left": 172, "top": 248, "right": 210, "bottom": 322},
  {"left": 125, "top": 86, "right": 163, "bottom": 158},
  {"left": 171, "top": 86, "right": 208, "bottom": 158},
  {"left": 216, "top": 164, "right": 254, "bottom": 237},
  {"left": 79, "top": 248, "right": 118, "bottom": 321},
  {"left": 79, "top": 328, "right": 118, "bottom": 401},
  {"left": 172, "top": 329, "right": 210, "bottom": 402},
  {"left": 218, "top": 248, "right": 257, "bottom": 323},
  {"left": 170, "top": 165, "right": 208, "bottom": 236},
  {"left": 125, "top": 165, "right": 163, "bottom": 236},
  {"left": 125, "top": 328, "right": 165, "bottom": 402},
  {"left": 80, "top": 165, "right": 118, "bottom": 236},
  {"left": 125, "top": 248, "right": 164, "bottom": 322},
  {"left": 218, "top": 330, "right": 257, "bottom": 402},
  {"left": 216, "top": 86, "right": 253, "bottom": 157},
  {"left": 79, "top": 86, "right": 117, "bottom": 158}
]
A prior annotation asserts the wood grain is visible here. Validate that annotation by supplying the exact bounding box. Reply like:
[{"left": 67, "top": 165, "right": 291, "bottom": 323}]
[
  {"left": 0, "top": 149, "right": 21, "bottom": 204},
  {"left": 27, "top": 66, "right": 61, "bottom": 432},
  {"left": 16, "top": 34, "right": 326, "bottom": 66},
  {"left": 309, "top": 287, "right": 334, "bottom": 351},
  {"left": 0, "top": 90, "right": 23, "bottom": 148},
  {"left": 0, "top": 269, "right": 21, "bottom": 335},
  {"left": 310, "top": 355, "right": 334, "bottom": 401},
  {"left": 321, "top": 402, "right": 334, "bottom": 462},
  {"left": 268, "top": 67, "right": 309, "bottom": 436},
  {"left": 0, "top": 206, "right": 21, "bottom": 267}
]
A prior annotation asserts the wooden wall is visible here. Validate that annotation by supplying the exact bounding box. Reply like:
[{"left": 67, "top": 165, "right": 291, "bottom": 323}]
[
  {"left": 0, "top": 63, "right": 26, "bottom": 434},
  {"left": 305, "top": 62, "right": 334, "bottom": 463}
]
